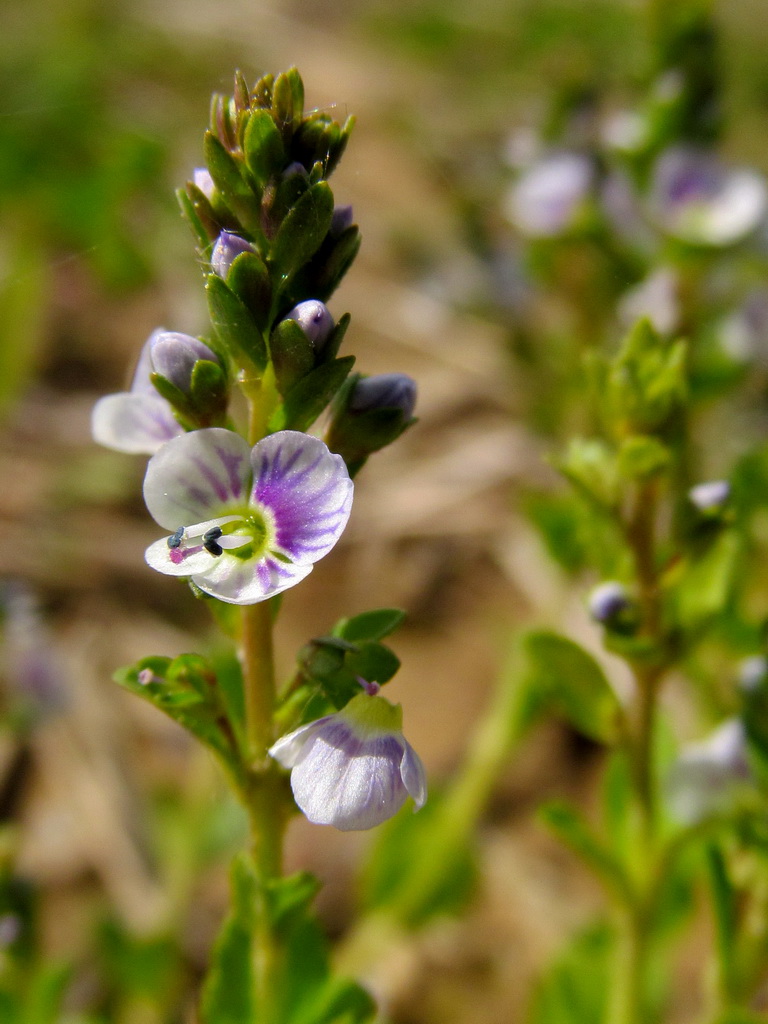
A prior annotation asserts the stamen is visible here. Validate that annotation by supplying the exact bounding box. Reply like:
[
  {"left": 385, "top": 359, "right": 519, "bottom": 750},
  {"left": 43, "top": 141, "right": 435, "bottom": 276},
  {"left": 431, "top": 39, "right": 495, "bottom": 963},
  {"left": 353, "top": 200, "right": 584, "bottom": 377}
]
[
  {"left": 167, "top": 527, "right": 184, "bottom": 549},
  {"left": 204, "top": 538, "right": 224, "bottom": 556}
]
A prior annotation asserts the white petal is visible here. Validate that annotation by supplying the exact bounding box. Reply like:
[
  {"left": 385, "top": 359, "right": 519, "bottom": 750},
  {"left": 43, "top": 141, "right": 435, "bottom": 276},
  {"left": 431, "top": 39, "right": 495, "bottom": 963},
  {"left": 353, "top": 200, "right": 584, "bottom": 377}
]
[
  {"left": 400, "top": 741, "right": 428, "bottom": 809},
  {"left": 143, "top": 428, "right": 252, "bottom": 530},
  {"left": 92, "top": 392, "right": 182, "bottom": 454},
  {"left": 144, "top": 536, "right": 220, "bottom": 576},
  {"left": 191, "top": 552, "right": 313, "bottom": 604},
  {"left": 250, "top": 431, "right": 353, "bottom": 566},
  {"left": 268, "top": 717, "right": 333, "bottom": 768},
  {"left": 290, "top": 726, "right": 409, "bottom": 831},
  {"left": 131, "top": 329, "right": 167, "bottom": 393}
]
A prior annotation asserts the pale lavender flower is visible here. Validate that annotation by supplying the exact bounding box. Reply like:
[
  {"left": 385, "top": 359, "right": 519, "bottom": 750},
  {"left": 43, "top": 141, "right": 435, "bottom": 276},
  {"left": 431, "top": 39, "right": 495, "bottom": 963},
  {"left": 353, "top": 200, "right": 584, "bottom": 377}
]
[
  {"left": 666, "top": 719, "right": 753, "bottom": 824},
  {"left": 143, "top": 428, "right": 353, "bottom": 604},
  {"left": 504, "top": 152, "right": 593, "bottom": 238},
  {"left": 149, "top": 332, "right": 220, "bottom": 394},
  {"left": 283, "top": 300, "right": 335, "bottom": 352},
  {"left": 268, "top": 691, "right": 427, "bottom": 831},
  {"left": 211, "top": 231, "right": 256, "bottom": 278},
  {"left": 193, "top": 168, "right": 215, "bottom": 199},
  {"left": 618, "top": 268, "right": 680, "bottom": 336},
  {"left": 650, "top": 147, "right": 768, "bottom": 246},
  {"left": 92, "top": 329, "right": 184, "bottom": 455}
]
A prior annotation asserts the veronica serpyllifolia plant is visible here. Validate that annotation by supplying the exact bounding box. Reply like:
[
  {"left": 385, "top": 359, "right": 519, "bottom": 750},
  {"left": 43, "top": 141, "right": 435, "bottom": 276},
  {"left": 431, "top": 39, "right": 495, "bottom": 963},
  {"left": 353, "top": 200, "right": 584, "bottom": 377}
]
[{"left": 92, "top": 68, "right": 423, "bottom": 1024}]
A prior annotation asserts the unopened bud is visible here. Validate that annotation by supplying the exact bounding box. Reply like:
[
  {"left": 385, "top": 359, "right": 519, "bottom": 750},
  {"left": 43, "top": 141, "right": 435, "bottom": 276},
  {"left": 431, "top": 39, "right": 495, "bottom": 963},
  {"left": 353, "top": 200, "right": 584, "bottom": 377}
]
[
  {"left": 349, "top": 373, "right": 417, "bottom": 419},
  {"left": 282, "top": 161, "right": 308, "bottom": 180},
  {"left": 331, "top": 204, "right": 354, "bottom": 237},
  {"left": 284, "top": 300, "right": 335, "bottom": 352},
  {"left": 150, "top": 333, "right": 220, "bottom": 395},
  {"left": 689, "top": 480, "right": 730, "bottom": 512},
  {"left": 211, "top": 231, "right": 256, "bottom": 278},
  {"left": 193, "top": 167, "right": 215, "bottom": 199},
  {"left": 588, "top": 581, "right": 633, "bottom": 625}
]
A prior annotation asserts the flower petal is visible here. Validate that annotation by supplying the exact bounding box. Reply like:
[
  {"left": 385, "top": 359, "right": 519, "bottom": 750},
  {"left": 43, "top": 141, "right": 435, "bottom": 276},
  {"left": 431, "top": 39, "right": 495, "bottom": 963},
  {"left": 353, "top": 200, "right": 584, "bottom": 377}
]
[
  {"left": 268, "top": 717, "right": 333, "bottom": 767},
  {"left": 131, "top": 329, "right": 167, "bottom": 394},
  {"left": 191, "top": 552, "right": 313, "bottom": 605},
  {"left": 400, "top": 741, "right": 428, "bottom": 809},
  {"left": 251, "top": 431, "right": 353, "bottom": 565},
  {"left": 144, "top": 515, "right": 242, "bottom": 577},
  {"left": 143, "top": 428, "right": 252, "bottom": 530},
  {"left": 289, "top": 722, "right": 409, "bottom": 831},
  {"left": 92, "top": 392, "right": 182, "bottom": 454}
]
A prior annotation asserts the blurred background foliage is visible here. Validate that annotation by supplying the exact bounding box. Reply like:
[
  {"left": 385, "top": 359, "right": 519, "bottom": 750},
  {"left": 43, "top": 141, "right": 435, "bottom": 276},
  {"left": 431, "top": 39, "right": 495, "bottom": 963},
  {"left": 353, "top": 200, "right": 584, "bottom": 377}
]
[{"left": 2, "top": 0, "right": 768, "bottom": 1022}]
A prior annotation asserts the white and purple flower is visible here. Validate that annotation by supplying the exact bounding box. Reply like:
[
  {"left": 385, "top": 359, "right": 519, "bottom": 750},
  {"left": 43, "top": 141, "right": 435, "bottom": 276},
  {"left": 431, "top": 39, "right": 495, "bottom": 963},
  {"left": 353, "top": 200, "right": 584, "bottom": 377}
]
[
  {"left": 666, "top": 719, "right": 753, "bottom": 824},
  {"left": 143, "top": 427, "right": 353, "bottom": 604},
  {"left": 504, "top": 152, "right": 594, "bottom": 238},
  {"left": 268, "top": 691, "right": 427, "bottom": 831},
  {"left": 92, "top": 330, "right": 185, "bottom": 454},
  {"left": 650, "top": 147, "right": 768, "bottom": 247}
]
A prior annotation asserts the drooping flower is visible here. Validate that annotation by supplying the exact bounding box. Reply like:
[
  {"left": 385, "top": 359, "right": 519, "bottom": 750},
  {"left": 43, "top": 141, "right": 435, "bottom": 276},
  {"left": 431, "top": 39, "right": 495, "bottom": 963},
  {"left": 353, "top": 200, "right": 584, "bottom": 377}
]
[
  {"left": 504, "top": 152, "right": 594, "bottom": 238},
  {"left": 650, "top": 147, "right": 768, "bottom": 246},
  {"left": 268, "top": 691, "right": 427, "bottom": 831},
  {"left": 92, "top": 330, "right": 184, "bottom": 454},
  {"left": 143, "top": 428, "right": 353, "bottom": 604},
  {"left": 92, "top": 331, "right": 221, "bottom": 455}
]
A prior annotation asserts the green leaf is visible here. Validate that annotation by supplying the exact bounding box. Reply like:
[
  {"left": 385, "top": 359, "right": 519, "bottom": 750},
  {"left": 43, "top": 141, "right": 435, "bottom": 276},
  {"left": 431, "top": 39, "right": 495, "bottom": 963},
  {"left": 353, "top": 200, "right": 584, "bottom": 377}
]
[
  {"left": 270, "top": 356, "right": 355, "bottom": 432},
  {"left": 270, "top": 182, "right": 335, "bottom": 285},
  {"left": 617, "top": 435, "right": 671, "bottom": 480},
  {"left": 540, "top": 802, "right": 632, "bottom": 902},
  {"left": 523, "top": 631, "right": 622, "bottom": 743},
  {"left": 177, "top": 187, "right": 215, "bottom": 251},
  {"left": 272, "top": 68, "right": 305, "bottom": 140},
  {"left": 527, "top": 924, "right": 615, "bottom": 1024},
  {"left": 345, "top": 641, "right": 401, "bottom": 685},
  {"left": 673, "top": 530, "right": 741, "bottom": 629},
  {"left": 206, "top": 273, "right": 267, "bottom": 370},
  {"left": 20, "top": 963, "right": 71, "bottom": 1024},
  {"left": 203, "top": 132, "right": 263, "bottom": 239},
  {"left": 558, "top": 438, "right": 620, "bottom": 511},
  {"left": 608, "top": 318, "right": 688, "bottom": 433},
  {"left": 200, "top": 857, "right": 256, "bottom": 1024},
  {"left": 226, "top": 251, "right": 273, "bottom": 331},
  {"left": 243, "top": 109, "right": 285, "bottom": 187},
  {"left": 269, "top": 317, "right": 316, "bottom": 395},
  {"left": 190, "top": 359, "right": 228, "bottom": 421},
  {"left": 334, "top": 609, "right": 406, "bottom": 643}
]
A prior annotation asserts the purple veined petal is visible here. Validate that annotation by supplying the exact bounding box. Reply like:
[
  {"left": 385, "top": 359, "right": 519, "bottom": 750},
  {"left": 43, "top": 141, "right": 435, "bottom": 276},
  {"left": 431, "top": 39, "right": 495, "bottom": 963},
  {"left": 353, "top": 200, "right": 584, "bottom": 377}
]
[
  {"left": 143, "top": 428, "right": 252, "bottom": 530},
  {"left": 191, "top": 550, "right": 313, "bottom": 604},
  {"left": 250, "top": 431, "right": 353, "bottom": 566},
  {"left": 400, "top": 740, "right": 428, "bottom": 809},
  {"left": 92, "top": 392, "right": 183, "bottom": 454},
  {"left": 131, "top": 329, "right": 167, "bottom": 394},
  {"left": 144, "top": 514, "right": 243, "bottom": 577},
  {"left": 289, "top": 725, "right": 410, "bottom": 831}
]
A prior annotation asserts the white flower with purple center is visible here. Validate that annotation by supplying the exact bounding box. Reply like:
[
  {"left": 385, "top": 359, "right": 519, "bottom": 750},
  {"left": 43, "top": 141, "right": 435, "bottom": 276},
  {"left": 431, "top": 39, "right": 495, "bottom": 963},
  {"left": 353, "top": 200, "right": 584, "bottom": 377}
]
[
  {"left": 92, "top": 330, "right": 184, "bottom": 454},
  {"left": 650, "top": 147, "right": 768, "bottom": 246},
  {"left": 143, "top": 428, "right": 353, "bottom": 604},
  {"left": 268, "top": 691, "right": 427, "bottom": 831}
]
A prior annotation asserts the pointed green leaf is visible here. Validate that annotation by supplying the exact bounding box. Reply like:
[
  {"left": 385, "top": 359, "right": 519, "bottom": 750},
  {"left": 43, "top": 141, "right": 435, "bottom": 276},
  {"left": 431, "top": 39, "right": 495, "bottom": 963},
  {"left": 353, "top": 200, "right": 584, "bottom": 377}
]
[
  {"left": 203, "top": 132, "right": 263, "bottom": 239},
  {"left": 244, "top": 109, "right": 285, "bottom": 187},
  {"left": 269, "top": 317, "right": 316, "bottom": 395},
  {"left": 270, "top": 182, "right": 334, "bottom": 284},
  {"left": 334, "top": 609, "right": 406, "bottom": 644},
  {"left": 200, "top": 857, "right": 256, "bottom": 1024},
  {"left": 270, "top": 355, "right": 354, "bottom": 432},
  {"left": 226, "top": 251, "right": 273, "bottom": 330},
  {"left": 206, "top": 273, "right": 267, "bottom": 369},
  {"left": 523, "top": 631, "right": 622, "bottom": 743}
]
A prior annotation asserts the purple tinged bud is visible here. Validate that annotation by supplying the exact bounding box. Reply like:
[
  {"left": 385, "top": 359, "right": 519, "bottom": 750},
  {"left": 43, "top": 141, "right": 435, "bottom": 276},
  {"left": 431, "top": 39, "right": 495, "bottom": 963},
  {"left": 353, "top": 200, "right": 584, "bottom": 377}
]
[
  {"left": 689, "top": 480, "right": 730, "bottom": 512},
  {"left": 588, "top": 581, "right": 632, "bottom": 624},
  {"left": 211, "top": 231, "right": 256, "bottom": 278},
  {"left": 330, "top": 204, "right": 354, "bottom": 237},
  {"left": 284, "top": 300, "right": 335, "bottom": 352},
  {"left": 150, "top": 332, "right": 220, "bottom": 395},
  {"left": 193, "top": 168, "right": 215, "bottom": 199},
  {"left": 283, "top": 161, "right": 308, "bottom": 180},
  {"left": 349, "top": 373, "right": 417, "bottom": 420}
]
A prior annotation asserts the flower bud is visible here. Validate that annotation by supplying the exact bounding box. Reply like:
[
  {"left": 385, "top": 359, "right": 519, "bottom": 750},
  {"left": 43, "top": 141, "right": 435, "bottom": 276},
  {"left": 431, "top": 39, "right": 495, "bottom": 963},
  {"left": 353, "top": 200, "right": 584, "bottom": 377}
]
[
  {"left": 282, "top": 161, "right": 308, "bottom": 180},
  {"left": 688, "top": 480, "right": 730, "bottom": 513},
  {"left": 330, "top": 204, "right": 354, "bottom": 237},
  {"left": 192, "top": 167, "right": 215, "bottom": 199},
  {"left": 150, "top": 332, "right": 220, "bottom": 395},
  {"left": 211, "top": 230, "right": 256, "bottom": 278},
  {"left": 283, "top": 300, "right": 335, "bottom": 352},
  {"left": 349, "top": 373, "right": 417, "bottom": 419},
  {"left": 588, "top": 581, "right": 636, "bottom": 631}
]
